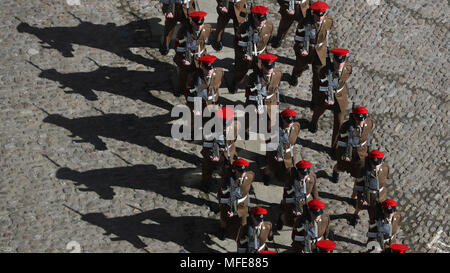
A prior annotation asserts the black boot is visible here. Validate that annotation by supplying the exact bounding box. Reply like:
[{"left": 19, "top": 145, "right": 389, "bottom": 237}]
[
  {"left": 271, "top": 37, "right": 282, "bottom": 49},
  {"left": 219, "top": 227, "right": 226, "bottom": 240},
  {"left": 289, "top": 75, "right": 298, "bottom": 86},
  {"left": 277, "top": 214, "right": 284, "bottom": 231},
  {"left": 309, "top": 122, "right": 318, "bottom": 133},
  {"left": 349, "top": 214, "right": 360, "bottom": 227},
  {"left": 201, "top": 181, "right": 210, "bottom": 193},
  {"left": 159, "top": 44, "right": 169, "bottom": 55},
  {"left": 331, "top": 171, "right": 339, "bottom": 183},
  {"left": 211, "top": 39, "right": 223, "bottom": 51},
  {"left": 263, "top": 174, "right": 270, "bottom": 186},
  {"left": 229, "top": 85, "right": 238, "bottom": 94}
]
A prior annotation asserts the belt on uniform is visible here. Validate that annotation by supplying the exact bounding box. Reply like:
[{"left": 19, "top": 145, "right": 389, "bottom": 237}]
[
  {"left": 228, "top": 0, "right": 242, "bottom": 2},
  {"left": 186, "top": 95, "right": 215, "bottom": 102},
  {"left": 237, "top": 195, "right": 248, "bottom": 204},
  {"left": 337, "top": 140, "right": 367, "bottom": 148},
  {"left": 284, "top": 0, "right": 307, "bottom": 3},
  {"left": 367, "top": 187, "right": 384, "bottom": 194},
  {"left": 294, "top": 235, "right": 322, "bottom": 242},
  {"left": 319, "top": 86, "right": 344, "bottom": 94},
  {"left": 258, "top": 243, "right": 266, "bottom": 252},
  {"left": 248, "top": 93, "right": 274, "bottom": 101},
  {"left": 285, "top": 194, "right": 311, "bottom": 204}
]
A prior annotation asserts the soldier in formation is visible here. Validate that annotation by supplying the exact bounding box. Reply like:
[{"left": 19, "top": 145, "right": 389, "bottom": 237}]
[
  {"left": 173, "top": 11, "right": 211, "bottom": 96},
  {"left": 238, "top": 207, "right": 274, "bottom": 253},
  {"left": 159, "top": 0, "right": 197, "bottom": 55},
  {"left": 277, "top": 160, "right": 319, "bottom": 231}
]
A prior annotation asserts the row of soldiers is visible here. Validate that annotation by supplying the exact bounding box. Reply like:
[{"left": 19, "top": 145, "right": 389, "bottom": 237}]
[{"left": 158, "top": 0, "right": 408, "bottom": 253}]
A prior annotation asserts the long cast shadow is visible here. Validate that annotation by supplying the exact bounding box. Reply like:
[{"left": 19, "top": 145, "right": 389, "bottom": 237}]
[
  {"left": 17, "top": 15, "right": 163, "bottom": 66},
  {"left": 67, "top": 207, "right": 221, "bottom": 252},
  {"left": 42, "top": 112, "right": 201, "bottom": 166},
  {"left": 319, "top": 192, "right": 354, "bottom": 207},
  {"left": 29, "top": 60, "right": 176, "bottom": 109},
  {"left": 57, "top": 164, "right": 218, "bottom": 212}
]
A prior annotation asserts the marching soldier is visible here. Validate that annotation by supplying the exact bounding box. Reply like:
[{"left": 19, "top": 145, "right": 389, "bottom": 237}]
[
  {"left": 291, "top": 199, "right": 330, "bottom": 253},
  {"left": 231, "top": 5, "right": 274, "bottom": 94},
  {"left": 218, "top": 158, "right": 254, "bottom": 241},
  {"left": 211, "top": 0, "right": 248, "bottom": 52},
  {"left": 386, "top": 244, "right": 409, "bottom": 253},
  {"left": 315, "top": 240, "right": 337, "bottom": 253},
  {"left": 202, "top": 107, "right": 239, "bottom": 192},
  {"left": 367, "top": 199, "right": 402, "bottom": 250},
  {"left": 271, "top": 0, "right": 311, "bottom": 49},
  {"left": 331, "top": 106, "right": 374, "bottom": 184},
  {"left": 185, "top": 55, "right": 224, "bottom": 136},
  {"left": 245, "top": 54, "right": 282, "bottom": 136},
  {"left": 277, "top": 160, "right": 319, "bottom": 231},
  {"left": 238, "top": 207, "right": 274, "bottom": 253},
  {"left": 263, "top": 109, "right": 300, "bottom": 186},
  {"left": 173, "top": 11, "right": 212, "bottom": 96},
  {"left": 351, "top": 150, "right": 390, "bottom": 226},
  {"left": 309, "top": 48, "right": 353, "bottom": 153},
  {"left": 289, "top": 1, "right": 334, "bottom": 87},
  {"left": 159, "top": 0, "right": 196, "bottom": 55}
]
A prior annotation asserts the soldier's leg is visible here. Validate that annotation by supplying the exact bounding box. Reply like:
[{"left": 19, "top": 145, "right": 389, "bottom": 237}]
[
  {"left": 263, "top": 151, "right": 276, "bottom": 186},
  {"left": 232, "top": 58, "right": 249, "bottom": 92},
  {"left": 290, "top": 53, "right": 311, "bottom": 86},
  {"left": 272, "top": 12, "right": 295, "bottom": 48},
  {"left": 162, "top": 17, "right": 178, "bottom": 50},
  {"left": 212, "top": 10, "right": 231, "bottom": 51},
  {"left": 331, "top": 107, "right": 346, "bottom": 151},
  {"left": 202, "top": 158, "right": 217, "bottom": 192},
  {"left": 310, "top": 103, "right": 327, "bottom": 133}
]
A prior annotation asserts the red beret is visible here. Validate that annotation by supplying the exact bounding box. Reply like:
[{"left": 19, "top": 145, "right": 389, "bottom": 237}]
[
  {"left": 259, "top": 250, "right": 276, "bottom": 253},
  {"left": 251, "top": 207, "right": 267, "bottom": 216},
  {"left": 251, "top": 6, "right": 269, "bottom": 15},
  {"left": 280, "top": 109, "right": 297, "bottom": 117},
  {"left": 258, "top": 54, "right": 278, "bottom": 63},
  {"left": 308, "top": 199, "right": 325, "bottom": 210},
  {"left": 310, "top": 1, "right": 329, "bottom": 13},
  {"left": 296, "top": 160, "right": 312, "bottom": 169},
  {"left": 389, "top": 244, "right": 409, "bottom": 253},
  {"left": 232, "top": 158, "right": 250, "bottom": 167},
  {"left": 189, "top": 11, "right": 207, "bottom": 21},
  {"left": 330, "top": 48, "right": 350, "bottom": 57},
  {"left": 216, "top": 107, "right": 235, "bottom": 121},
  {"left": 316, "top": 240, "right": 337, "bottom": 252},
  {"left": 381, "top": 199, "right": 398, "bottom": 208},
  {"left": 368, "top": 150, "right": 384, "bottom": 159},
  {"left": 198, "top": 55, "right": 217, "bottom": 65},
  {"left": 352, "top": 106, "right": 368, "bottom": 115}
]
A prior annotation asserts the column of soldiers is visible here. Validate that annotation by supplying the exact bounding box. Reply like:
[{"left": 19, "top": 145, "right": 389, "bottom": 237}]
[{"left": 158, "top": 0, "right": 408, "bottom": 253}]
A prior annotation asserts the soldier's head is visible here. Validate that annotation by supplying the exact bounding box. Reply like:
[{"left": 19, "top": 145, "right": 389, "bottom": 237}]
[
  {"left": 352, "top": 106, "right": 368, "bottom": 126},
  {"left": 381, "top": 199, "right": 397, "bottom": 219},
  {"left": 311, "top": 1, "right": 329, "bottom": 22},
  {"left": 368, "top": 150, "right": 384, "bottom": 169},
  {"left": 388, "top": 244, "right": 410, "bottom": 253},
  {"left": 331, "top": 48, "right": 349, "bottom": 70},
  {"left": 251, "top": 6, "right": 269, "bottom": 28},
  {"left": 308, "top": 199, "right": 325, "bottom": 221},
  {"left": 316, "top": 240, "right": 337, "bottom": 253},
  {"left": 280, "top": 109, "right": 296, "bottom": 128},
  {"left": 258, "top": 53, "right": 277, "bottom": 75},
  {"left": 250, "top": 207, "right": 267, "bottom": 225},
  {"left": 189, "top": 11, "right": 207, "bottom": 30},
  {"left": 199, "top": 55, "right": 216, "bottom": 77},
  {"left": 232, "top": 158, "right": 250, "bottom": 178},
  {"left": 296, "top": 160, "right": 312, "bottom": 178}
]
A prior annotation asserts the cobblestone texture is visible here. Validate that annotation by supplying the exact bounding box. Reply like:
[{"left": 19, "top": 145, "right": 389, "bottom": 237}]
[{"left": 0, "top": 0, "right": 448, "bottom": 253}]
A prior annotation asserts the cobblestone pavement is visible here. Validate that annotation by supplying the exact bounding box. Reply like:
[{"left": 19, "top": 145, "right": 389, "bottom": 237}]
[{"left": 0, "top": 0, "right": 448, "bottom": 253}]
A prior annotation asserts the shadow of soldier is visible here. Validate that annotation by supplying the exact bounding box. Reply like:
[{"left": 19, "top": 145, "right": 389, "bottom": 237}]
[
  {"left": 42, "top": 112, "right": 201, "bottom": 166},
  {"left": 56, "top": 164, "right": 218, "bottom": 213},
  {"left": 29, "top": 60, "right": 177, "bottom": 106},
  {"left": 16, "top": 16, "right": 164, "bottom": 66},
  {"left": 70, "top": 207, "right": 221, "bottom": 252}
]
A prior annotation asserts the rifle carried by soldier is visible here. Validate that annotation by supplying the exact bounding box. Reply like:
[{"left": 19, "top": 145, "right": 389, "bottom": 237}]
[
  {"left": 242, "top": 0, "right": 256, "bottom": 58},
  {"left": 302, "top": 0, "right": 314, "bottom": 54},
  {"left": 324, "top": 30, "right": 336, "bottom": 104},
  {"left": 343, "top": 102, "right": 358, "bottom": 161},
  {"left": 288, "top": 0, "right": 295, "bottom": 12},
  {"left": 222, "top": 0, "right": 230, "bottom": 10}
]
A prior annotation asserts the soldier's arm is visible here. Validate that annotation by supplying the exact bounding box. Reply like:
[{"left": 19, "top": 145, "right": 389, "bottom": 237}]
[
  {"left": 268, "top": 223, "right": 274, "bottom": 241},
  {"left": 173, "top": 29, "right": 187, "bottom": 66},
  {"left": 203, "top": 24, "right": 212, "bottom": 44},
  {"left": 236, "top": 24, "right": 248, "bottom": 55},
  {"left": 311, "top": 175, "right": 319, "bottom": 199},
  {"left": 324, "top": 215, "right": 331, "bottom": 239},
  {"left": 289, "top": 122, "right": 301, "bottom": 145},
  {"left": 161, "top": 1, "right": 169, "bottom": 14},
  {"left": 245, "top": 73, "right": 258, "bottom": 106},
  {"left": 293, "top": 19, "right": 306, "bottom": 49}
]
